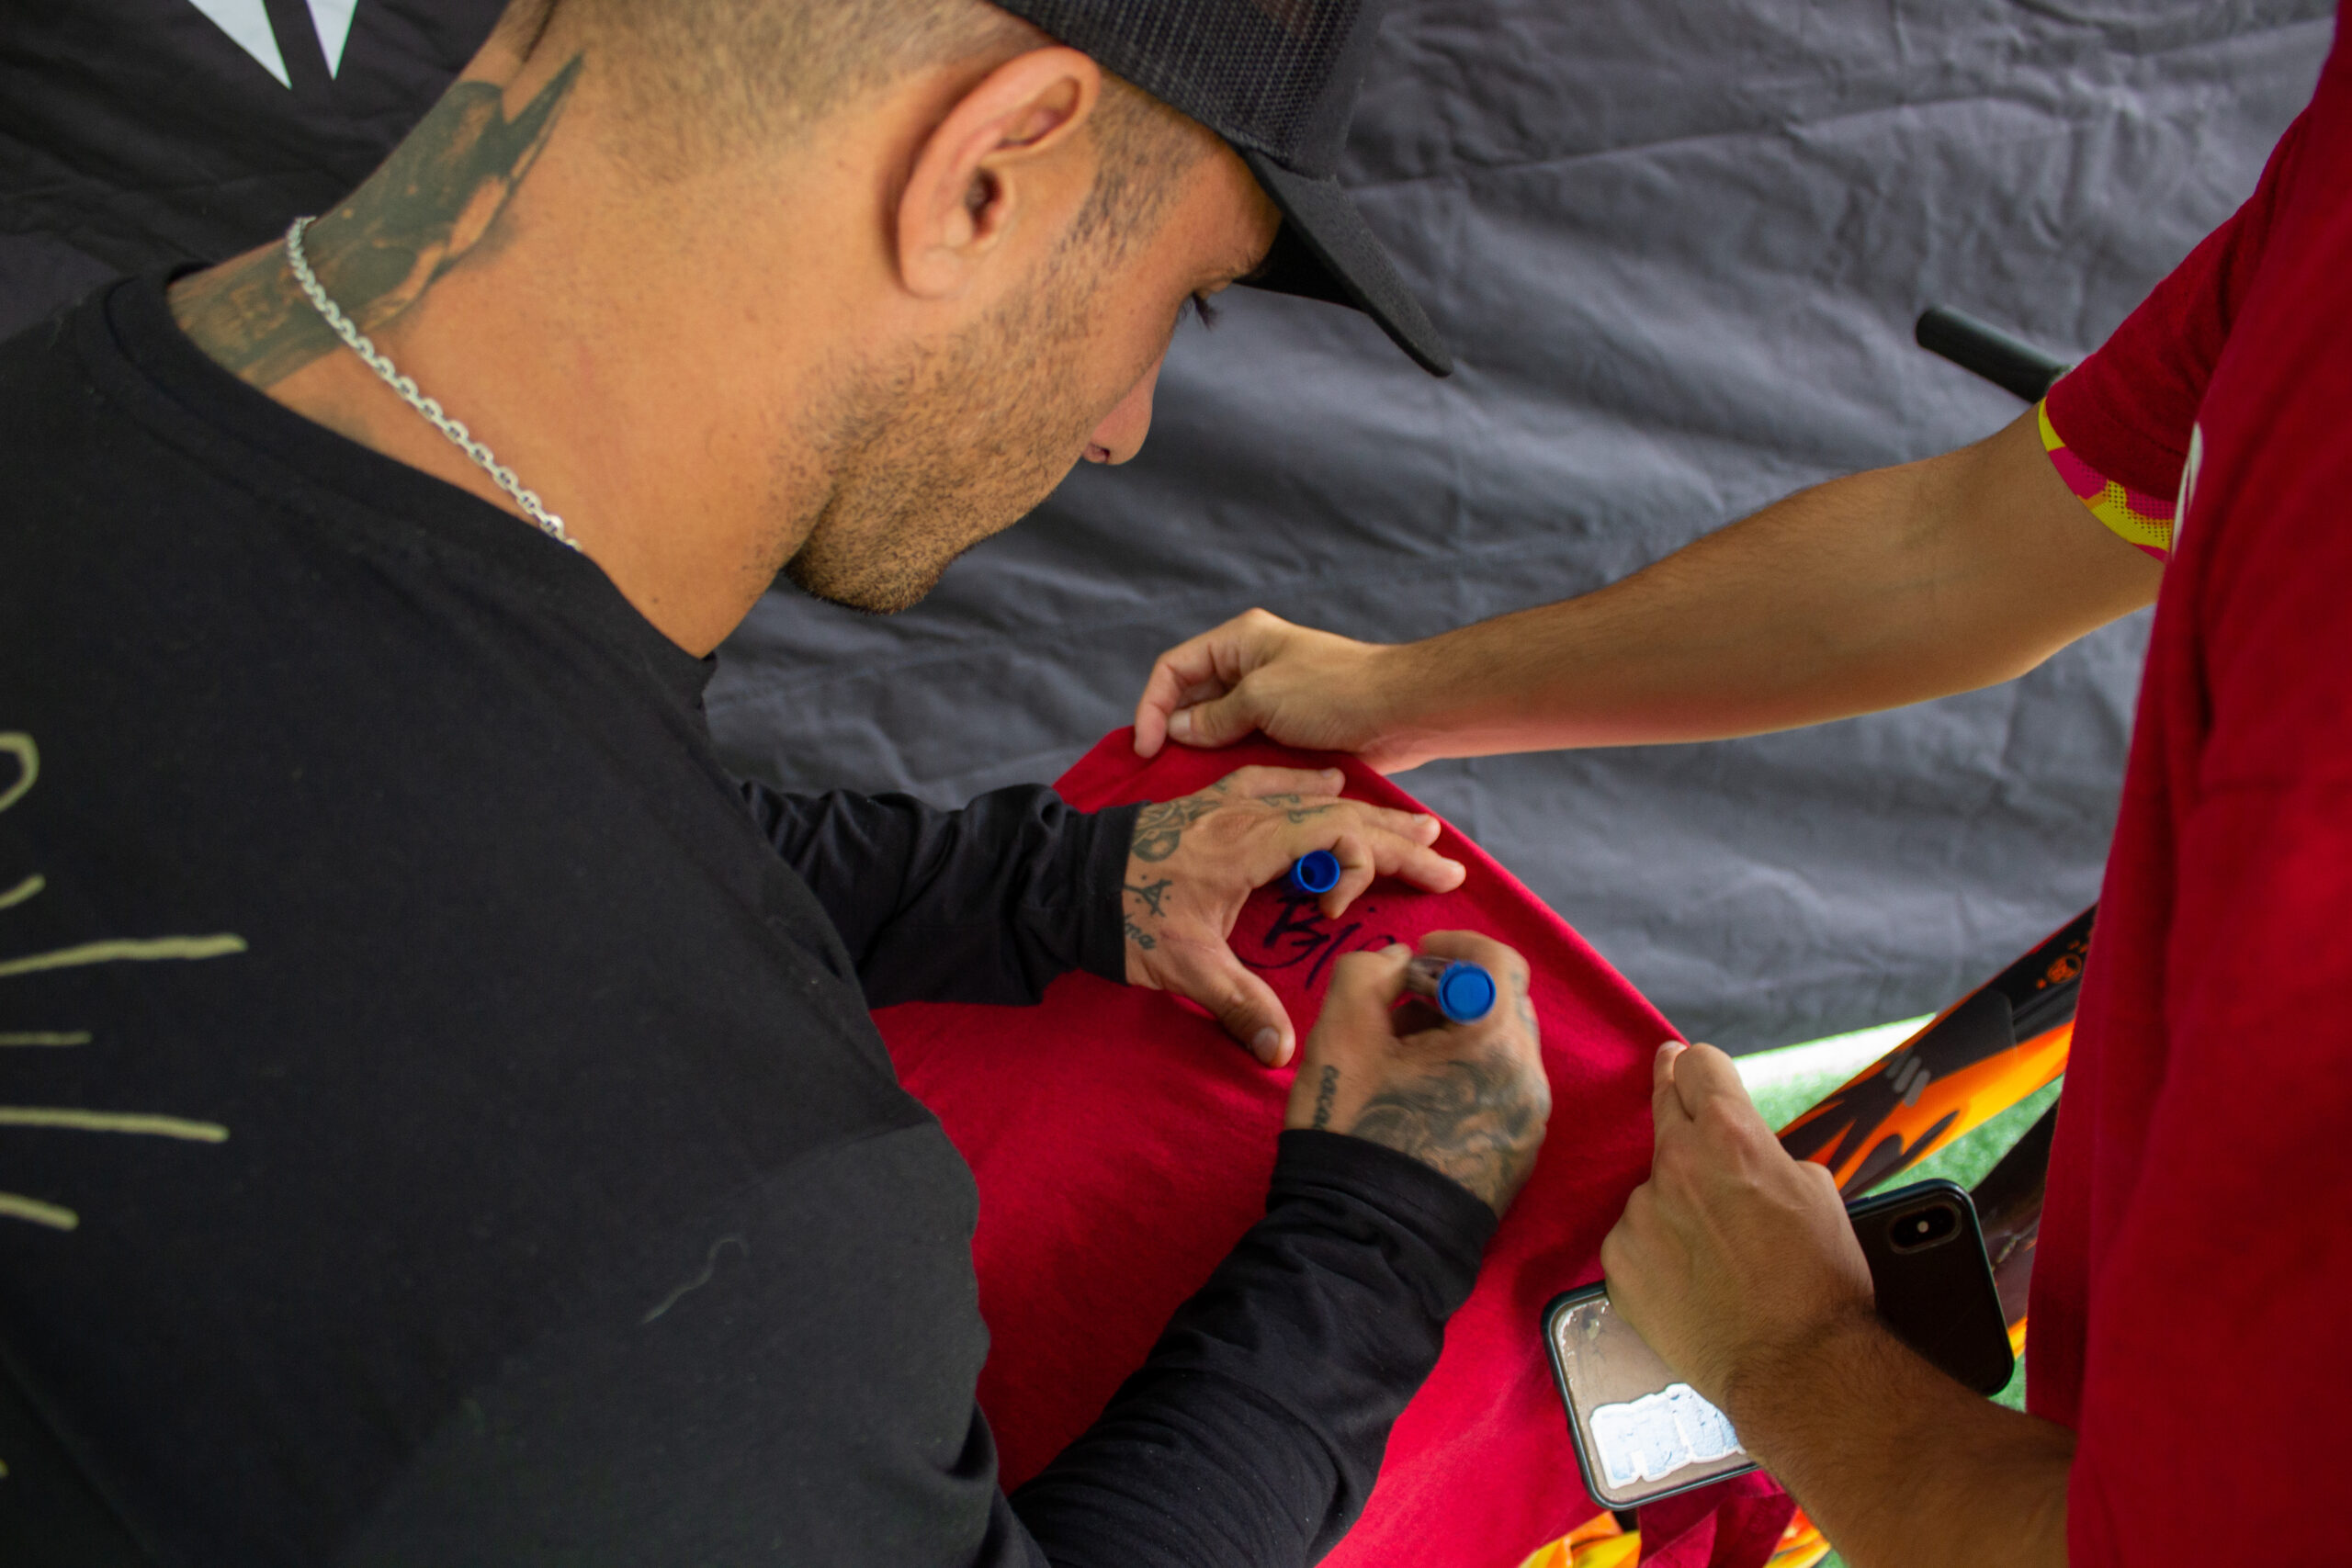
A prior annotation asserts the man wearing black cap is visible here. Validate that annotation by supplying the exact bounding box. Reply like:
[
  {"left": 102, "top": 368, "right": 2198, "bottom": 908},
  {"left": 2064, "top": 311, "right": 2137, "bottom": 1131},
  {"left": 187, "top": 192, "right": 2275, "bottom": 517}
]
[{"left": 0, "top": 0, "right": 1547, "bottom": 1563}]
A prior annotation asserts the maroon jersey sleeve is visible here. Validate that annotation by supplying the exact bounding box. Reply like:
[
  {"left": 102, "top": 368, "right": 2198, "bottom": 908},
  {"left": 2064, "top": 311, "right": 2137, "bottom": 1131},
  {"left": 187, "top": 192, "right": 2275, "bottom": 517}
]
[{"left": 2041, "top": 106, "right": 2315, "bottom": 503}]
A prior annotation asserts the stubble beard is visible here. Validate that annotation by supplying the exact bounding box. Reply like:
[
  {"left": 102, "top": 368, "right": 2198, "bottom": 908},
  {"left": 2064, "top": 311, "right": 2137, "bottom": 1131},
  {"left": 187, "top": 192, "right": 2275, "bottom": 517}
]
[{"left": 779, "top": 252, "right": 1111, "bottom": 615}]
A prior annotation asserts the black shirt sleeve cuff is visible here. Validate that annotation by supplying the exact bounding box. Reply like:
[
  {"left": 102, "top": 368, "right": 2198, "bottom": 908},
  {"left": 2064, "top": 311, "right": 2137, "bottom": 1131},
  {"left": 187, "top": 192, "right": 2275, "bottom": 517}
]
[
  {"left": 1006, "top": 1128, "right": 1502, "bottom": 1566},
  {"left": 1269, "top": 1128, "right": 1498, "bottom": 1310},
  {"left": 1077, "top": 802, "right": 1141, "bottom": 985}
]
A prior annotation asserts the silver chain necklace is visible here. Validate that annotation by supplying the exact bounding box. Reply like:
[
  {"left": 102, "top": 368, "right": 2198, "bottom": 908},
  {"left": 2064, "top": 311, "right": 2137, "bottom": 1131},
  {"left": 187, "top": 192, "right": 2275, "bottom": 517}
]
[{"left": 282, "top": 216, "right": 579, "bottom": 552}]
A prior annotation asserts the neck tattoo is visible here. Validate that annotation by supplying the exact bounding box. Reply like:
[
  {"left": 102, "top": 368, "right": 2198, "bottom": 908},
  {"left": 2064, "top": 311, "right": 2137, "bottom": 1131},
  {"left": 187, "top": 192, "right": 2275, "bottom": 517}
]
[{"left": 281, "top": 215, "right": 579, "bottom": 553}]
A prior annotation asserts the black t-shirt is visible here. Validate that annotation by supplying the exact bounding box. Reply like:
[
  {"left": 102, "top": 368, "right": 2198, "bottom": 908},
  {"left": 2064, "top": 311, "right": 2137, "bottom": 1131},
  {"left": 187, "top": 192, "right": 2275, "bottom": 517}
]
[{"left": 0, "top": 276, "right": 1496, "bottom": 1567}]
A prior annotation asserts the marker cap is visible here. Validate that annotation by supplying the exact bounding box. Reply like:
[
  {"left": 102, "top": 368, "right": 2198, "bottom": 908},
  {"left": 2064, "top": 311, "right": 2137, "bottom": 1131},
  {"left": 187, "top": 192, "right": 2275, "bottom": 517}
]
[
  {"left": 1435, "top": 962, "right": 1498, "bottom": 1025},
  {"left": 1289, "top": 850, "right": 1343, "bottom": 897},
  {"left": 1405, "top": 953, "right": 1498, "bottom": 1024}
]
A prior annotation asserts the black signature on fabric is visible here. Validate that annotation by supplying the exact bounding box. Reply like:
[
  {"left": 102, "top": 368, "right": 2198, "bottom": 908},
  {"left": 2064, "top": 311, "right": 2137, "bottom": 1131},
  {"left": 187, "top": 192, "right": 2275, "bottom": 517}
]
[{"left": 1238, "top": 894, "right": 1401, "bottom": 992}]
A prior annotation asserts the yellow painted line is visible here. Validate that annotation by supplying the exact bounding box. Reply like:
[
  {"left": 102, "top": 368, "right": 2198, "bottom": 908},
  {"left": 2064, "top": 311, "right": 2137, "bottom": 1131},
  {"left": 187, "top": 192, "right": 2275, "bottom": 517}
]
[
  {"left": 0, "top": 1192, "right": 79, "bottom": 1231},
  {"left": 0, "top": 1032, "right": 90, "bottom": 1047},
  {"left": 0, "top": 874, "right": 41, "bottom": 911},
  {"left": 0, "top": 934, "right": 247, "bottom": 980},
  {"left": 0, "top": 734, "right": 34, "bottom": 815},
  {"left": 0, "top": 1108, "right": 228, "bottom": 1143}
]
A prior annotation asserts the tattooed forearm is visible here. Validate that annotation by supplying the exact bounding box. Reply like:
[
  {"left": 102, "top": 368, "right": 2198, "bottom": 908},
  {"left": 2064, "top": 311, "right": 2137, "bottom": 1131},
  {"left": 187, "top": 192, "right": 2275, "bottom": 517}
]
[
  {"left": 170, "top": 54, "right": 584, "bottom": 388},
  {"left": 1311, "top": 1065, "right": 1340, "bottom": 1131},
  {"left": 1130, "top": 795, "right": 1224, "bottom": 863},
  {"left": 1348, "top": 1056, "right": 1545, "bottom": 1213}
]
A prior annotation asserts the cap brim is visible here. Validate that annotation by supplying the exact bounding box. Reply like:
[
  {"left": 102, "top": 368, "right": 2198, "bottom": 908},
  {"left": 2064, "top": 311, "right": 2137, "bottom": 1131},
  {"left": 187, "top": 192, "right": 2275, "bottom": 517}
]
[{"left": 1238, "top": 152, "right": 1454, "bottom": 378}]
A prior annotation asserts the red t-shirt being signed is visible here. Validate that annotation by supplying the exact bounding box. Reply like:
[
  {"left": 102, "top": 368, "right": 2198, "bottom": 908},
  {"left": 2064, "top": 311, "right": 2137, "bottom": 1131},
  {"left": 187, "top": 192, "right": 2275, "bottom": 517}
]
[
  {"left": 2032, "top": 13, "right": 2352, "bottom": 1562},
  {"left": 877, "top": 735, "right": 1793, "bottom": 1568}
]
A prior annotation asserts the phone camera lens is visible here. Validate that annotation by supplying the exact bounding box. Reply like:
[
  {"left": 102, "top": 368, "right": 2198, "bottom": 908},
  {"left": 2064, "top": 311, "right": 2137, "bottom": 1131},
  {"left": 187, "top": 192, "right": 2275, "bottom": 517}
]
[{"left": 1888, "top": 1200, "right": 1961, "bottom": 1253}]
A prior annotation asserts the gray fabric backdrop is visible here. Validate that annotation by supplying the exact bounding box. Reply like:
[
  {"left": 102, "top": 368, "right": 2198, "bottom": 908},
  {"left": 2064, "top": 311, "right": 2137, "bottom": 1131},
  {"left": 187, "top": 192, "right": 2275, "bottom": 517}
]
[
  {"left": 2, "top": 0, "right": 2327, "bottom": 1052},
  {"left": 711, "top": 0, "right": 2333, "bottom": 1053}
]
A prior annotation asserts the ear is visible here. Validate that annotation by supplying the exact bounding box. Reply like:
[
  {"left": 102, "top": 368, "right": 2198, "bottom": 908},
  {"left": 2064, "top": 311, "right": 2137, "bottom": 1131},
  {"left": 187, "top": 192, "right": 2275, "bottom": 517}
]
[{"left": 897, "top": 47, "right": 1103, "bottom": 300}]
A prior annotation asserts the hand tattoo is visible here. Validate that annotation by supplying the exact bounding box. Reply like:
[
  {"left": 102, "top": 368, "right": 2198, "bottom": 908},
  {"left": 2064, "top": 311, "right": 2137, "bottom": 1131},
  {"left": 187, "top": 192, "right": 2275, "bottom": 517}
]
[
  {"left": 1311, "top": 1065, "right": 1340, "bottom": 1131},
  {"left": 171, "top": 56, "right": 583, "bottom": 388},
  {"left": 1123, "top": 878, "right": 1174, "bottom": 918},
  {"left": 1256, "top": 792, "right": 1337, "bottom": 824},
  {"left": 1348, "top": 1056, "right": 1544, "bottom": 1213},
  {"left": 1122, "top": 879, "right": 1174, "bottom": 952},
  {"left": 1131, "top": 795, "right": 1223, "bottom": 862}
]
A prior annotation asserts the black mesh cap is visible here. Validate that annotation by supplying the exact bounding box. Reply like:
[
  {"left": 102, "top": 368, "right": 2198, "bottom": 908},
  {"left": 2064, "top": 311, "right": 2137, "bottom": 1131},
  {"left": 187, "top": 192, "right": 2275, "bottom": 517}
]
[{"left": 992, "top": 0, "right": 1453, "bottom": 376}]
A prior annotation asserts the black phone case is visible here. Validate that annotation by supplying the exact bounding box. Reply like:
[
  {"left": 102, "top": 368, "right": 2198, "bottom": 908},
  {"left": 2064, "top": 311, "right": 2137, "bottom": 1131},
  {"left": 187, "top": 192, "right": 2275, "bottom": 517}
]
[
  {"left": 1848, "top": 1179, "right": 2014, "bottom": 1395},
  {"left": 1542, "top": 1178, "right": 2013, "bottom": 1509}
]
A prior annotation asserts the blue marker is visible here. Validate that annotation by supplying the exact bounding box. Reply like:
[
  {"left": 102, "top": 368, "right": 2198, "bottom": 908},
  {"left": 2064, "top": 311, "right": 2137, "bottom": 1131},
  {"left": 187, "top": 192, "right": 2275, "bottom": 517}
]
[
  {"left": 1406, "top": 953, "right": 1498, "bottom": 1025},
  {"left": 1288, "top": 850, "right": 1343, "bottom": 897}
]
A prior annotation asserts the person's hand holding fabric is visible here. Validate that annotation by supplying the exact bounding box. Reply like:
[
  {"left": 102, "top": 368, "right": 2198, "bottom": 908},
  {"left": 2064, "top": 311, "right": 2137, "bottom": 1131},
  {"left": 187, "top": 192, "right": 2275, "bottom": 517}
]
[
  {"left": 1122, "top": 764, "right": 1464, "bottom": 1066},
  {"left": 1131, "top": 611, "right": 1423, "bottom": 771},
  {"left": 1285, "top": 933, "right": 1548, "bottom": 1213},
  {"left": 1600, "top": 1041, "right": 1871, "bottom": 1408}
]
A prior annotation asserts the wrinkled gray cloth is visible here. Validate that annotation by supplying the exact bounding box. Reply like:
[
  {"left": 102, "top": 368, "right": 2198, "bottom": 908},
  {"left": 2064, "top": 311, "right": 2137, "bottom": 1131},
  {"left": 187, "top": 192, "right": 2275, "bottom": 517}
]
[
  {"left": 0, "top": 0, "right": 2320, "bottom": 1052},
  {"left": 712, "top": 0, "right": 2331, "bottom": 1052}
]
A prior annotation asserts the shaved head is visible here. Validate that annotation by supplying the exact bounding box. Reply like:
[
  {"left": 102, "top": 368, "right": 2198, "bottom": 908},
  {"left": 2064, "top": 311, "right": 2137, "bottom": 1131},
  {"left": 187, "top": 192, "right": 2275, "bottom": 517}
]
[
  {"left": 567, "top": 0, "right": 1037, "bottom": 164},
  {"left": 561, "top": 0, "right": 1207, "bottom": 252}
]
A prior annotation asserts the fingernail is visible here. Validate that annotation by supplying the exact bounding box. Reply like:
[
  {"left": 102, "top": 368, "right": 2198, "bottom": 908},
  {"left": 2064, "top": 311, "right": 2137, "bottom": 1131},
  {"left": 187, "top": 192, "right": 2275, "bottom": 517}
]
[
  {"left": 1253, "top": 1027, "right": 1281, "bottom": 1063},
  {"left": 1169, "top": 710, "right": 1194, "bottom": 740},
  {"left": 1385, "top": 942, "right": 1411, "bottom": 957}
]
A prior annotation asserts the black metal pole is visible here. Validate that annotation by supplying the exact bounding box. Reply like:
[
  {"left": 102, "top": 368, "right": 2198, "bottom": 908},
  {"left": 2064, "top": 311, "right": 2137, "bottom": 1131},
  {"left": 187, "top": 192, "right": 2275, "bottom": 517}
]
[{"left": 1915, "top": 306, "right": 2071, "bottom": 403}]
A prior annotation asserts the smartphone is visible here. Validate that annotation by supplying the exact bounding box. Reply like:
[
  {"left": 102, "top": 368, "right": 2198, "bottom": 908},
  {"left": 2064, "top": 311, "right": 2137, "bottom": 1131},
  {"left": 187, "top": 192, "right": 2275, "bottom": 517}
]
[{"left": 1541, "top": 1179, "right": 2013, "bottom": 1510}]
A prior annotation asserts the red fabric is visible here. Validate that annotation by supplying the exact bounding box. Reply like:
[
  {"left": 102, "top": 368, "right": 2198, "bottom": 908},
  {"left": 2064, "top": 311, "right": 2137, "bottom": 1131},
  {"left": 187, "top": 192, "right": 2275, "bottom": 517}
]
[
  {"left": 2029, "top": 15, "right": 2352, "bottom": 1564},
  {"left": 877, "top": 731, "right": 1787, "bottom": 1568},
  {"left": 1634, "top": 1475, "right": 1799, "bottom": 1568}
]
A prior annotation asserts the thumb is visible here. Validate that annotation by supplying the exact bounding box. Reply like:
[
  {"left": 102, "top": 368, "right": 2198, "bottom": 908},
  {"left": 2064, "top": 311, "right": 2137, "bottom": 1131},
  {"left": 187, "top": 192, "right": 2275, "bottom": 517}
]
[
  {"left": 1167, "top": 686, "right": 1262, "bottom": 750},
  {"left": 1651, "top": 1039, "right": 1694, "bottom": 1134},
  {"left": 1203, "top": 955, "right": 1296, "bottom": 1067}
]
